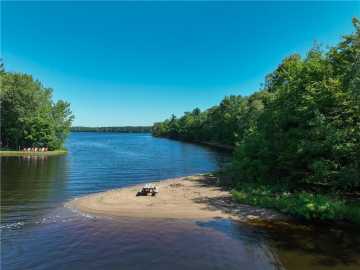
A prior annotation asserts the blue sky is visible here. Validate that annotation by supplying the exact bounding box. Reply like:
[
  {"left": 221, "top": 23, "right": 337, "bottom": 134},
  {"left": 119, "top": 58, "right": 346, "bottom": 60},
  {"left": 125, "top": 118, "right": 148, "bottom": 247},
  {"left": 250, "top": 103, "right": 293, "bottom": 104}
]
[{"left": 2, "top": 1, "right": 359, "bottom": 126}]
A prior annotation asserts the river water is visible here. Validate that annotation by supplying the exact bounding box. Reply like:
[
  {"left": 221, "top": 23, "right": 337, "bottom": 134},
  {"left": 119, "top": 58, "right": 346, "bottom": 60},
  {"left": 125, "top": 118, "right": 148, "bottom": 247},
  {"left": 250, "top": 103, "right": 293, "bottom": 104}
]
[{"left": 1, "top": 133, "right": 359, "bottom": 270}]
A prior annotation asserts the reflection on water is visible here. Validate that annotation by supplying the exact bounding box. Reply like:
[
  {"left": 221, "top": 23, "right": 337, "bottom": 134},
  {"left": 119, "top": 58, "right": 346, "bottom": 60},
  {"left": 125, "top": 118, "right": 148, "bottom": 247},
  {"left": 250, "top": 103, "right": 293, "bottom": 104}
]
[
  {"left": 1, "top": 133, "right": 359, "bottom": 270},
  {"left": 1, "top": 155, "right": 68, "bottom": 226}
]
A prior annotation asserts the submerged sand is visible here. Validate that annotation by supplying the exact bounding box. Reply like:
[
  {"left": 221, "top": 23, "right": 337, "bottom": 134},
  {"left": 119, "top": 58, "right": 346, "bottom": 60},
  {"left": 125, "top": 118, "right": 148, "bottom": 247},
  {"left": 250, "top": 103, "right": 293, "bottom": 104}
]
[{"left": 67, "top": 174, "right": 285, "bottom": 221}]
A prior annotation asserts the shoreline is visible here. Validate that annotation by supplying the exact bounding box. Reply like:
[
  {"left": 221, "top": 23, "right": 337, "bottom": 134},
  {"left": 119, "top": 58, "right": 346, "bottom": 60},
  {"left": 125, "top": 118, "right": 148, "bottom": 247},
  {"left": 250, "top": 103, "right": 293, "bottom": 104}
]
[
  {"left": 197, "top": 141, "right": 234, "bottom": 151},
  {"left": 0, "top": 150, "right": 68, "bottom": 157},
  {"left": 67, "top": 174, "right": 286, "bottom": 222},
  {"left": 152, "top": 136, "right": 234, "bottom": 151}
]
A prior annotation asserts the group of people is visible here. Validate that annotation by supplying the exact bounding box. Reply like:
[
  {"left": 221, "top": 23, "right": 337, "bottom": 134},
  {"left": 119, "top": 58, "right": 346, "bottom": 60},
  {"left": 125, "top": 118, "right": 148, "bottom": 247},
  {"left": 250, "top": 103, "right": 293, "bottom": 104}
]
[{"left": 22, "top": 147, "right": 49, "bottom": 152}]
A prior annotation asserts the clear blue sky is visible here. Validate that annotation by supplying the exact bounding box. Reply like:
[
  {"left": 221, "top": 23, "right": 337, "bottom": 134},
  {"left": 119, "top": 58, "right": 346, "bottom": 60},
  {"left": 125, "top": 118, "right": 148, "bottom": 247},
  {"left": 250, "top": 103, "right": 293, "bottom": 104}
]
[{"left": 2, "top": 1, "right": 359, "bottom": 126}]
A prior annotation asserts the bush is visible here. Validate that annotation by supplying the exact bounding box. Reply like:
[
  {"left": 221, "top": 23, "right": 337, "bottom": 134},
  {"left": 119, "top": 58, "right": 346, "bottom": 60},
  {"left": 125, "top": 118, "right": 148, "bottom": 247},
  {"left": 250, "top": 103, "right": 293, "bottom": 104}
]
[{"left": 232, "top": 183, "right": 360, "bottom": 223}]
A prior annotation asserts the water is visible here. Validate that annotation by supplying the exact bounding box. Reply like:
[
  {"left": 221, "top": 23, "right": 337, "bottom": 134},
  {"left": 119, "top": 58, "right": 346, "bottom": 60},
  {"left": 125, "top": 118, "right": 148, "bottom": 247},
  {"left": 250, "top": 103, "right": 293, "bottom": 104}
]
[
  {"left": 1, "top": 132, "right": 229, "bottom": 228},
  {"left": 1, "top": 133, "right": 359, "bottom": 270}
]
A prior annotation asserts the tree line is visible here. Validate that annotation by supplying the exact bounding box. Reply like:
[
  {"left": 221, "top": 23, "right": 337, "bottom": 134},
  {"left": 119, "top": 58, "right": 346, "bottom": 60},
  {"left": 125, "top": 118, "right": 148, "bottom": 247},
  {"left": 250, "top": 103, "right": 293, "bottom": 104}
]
[
  {"left": 153, "top": 18, "right": 360, "bottom": 192},
  {"left": 1, "top": 65, "right": 74, "bottom": 150},
  {"left": 71, "top": 126, "right": 152, "bottom": 133}
]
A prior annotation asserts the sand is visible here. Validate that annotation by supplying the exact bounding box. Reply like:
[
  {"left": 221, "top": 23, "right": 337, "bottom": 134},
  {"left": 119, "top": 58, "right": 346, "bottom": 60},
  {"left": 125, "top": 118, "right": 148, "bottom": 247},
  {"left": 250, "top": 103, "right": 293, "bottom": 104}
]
[
  {"left": 0, "top": 150, "right": 67, "bottom": 156},
  {"left": 67, "top": 174, "right": 285, "bottom": 221}
]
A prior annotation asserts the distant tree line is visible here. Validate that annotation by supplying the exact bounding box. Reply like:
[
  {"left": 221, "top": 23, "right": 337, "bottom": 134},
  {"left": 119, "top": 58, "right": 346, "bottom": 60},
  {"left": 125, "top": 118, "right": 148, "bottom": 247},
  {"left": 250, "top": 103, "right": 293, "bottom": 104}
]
[
  {"left": 153, "top": 18, "right": 360, "bottom": 192},
  {"left": 71, "top": 126, "right": 152, "bottom": 133},
  {"left": 1, "top": 65, "right": 74, "bottom": 150}
]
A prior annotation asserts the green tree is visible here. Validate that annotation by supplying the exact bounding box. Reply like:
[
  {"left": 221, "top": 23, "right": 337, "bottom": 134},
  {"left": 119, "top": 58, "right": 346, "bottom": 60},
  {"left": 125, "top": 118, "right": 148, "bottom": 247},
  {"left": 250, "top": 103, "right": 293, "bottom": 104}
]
[
  {"left": 1, "top": 69, "right": 74, "bottom": 150},
  {"left": 234, "top": 19, "right": 360, "bottom": 190}
]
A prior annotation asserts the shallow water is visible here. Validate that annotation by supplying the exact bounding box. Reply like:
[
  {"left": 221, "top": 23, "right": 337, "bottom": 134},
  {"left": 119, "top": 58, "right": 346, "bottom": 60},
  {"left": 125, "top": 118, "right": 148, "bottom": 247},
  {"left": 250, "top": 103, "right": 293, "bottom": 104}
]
[
  {"left": 1, "top": 211, "right": 279, "bottom": 270},
  {"left": 1, "top": 133, "right": 359, "bottom": 270}
]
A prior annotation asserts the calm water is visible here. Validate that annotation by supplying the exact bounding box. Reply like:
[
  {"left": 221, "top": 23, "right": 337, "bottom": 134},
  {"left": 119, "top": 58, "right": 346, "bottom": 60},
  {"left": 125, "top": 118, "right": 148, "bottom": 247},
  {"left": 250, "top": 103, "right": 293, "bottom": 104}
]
[{"left": 1, "top": 133, "right": 359, "bottom": 270}]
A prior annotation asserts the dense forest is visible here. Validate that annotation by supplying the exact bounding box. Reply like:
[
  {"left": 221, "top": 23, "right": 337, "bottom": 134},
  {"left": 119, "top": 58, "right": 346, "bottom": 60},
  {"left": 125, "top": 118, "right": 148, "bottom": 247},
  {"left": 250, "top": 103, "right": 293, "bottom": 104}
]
[
  {"left": 153, "top": 19, "right": 360, "bottom": 221},
  {"left": 71, "top": 126, "right": 151, "bottom": 133},
  {"left": 0, "top": 65, "right": 74, "bottom": 150}
]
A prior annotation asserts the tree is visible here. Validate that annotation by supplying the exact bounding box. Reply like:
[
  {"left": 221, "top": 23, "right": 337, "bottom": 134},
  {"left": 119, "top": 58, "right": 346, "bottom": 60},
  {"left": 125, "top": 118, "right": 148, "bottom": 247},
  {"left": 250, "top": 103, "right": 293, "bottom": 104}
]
[
  {"left": 233, "top": 19, "right": 360, "bottom": 190},
  {"left": 0, "top": 69, "right": 74, "bottom": 150}
]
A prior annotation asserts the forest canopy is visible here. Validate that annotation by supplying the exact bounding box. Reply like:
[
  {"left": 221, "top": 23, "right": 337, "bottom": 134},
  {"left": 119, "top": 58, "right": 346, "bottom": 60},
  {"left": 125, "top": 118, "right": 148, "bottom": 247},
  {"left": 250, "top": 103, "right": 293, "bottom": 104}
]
[
  {"left": 153, "top": 18, "right": 360, "bottom": 192},
  {"left": 0, "top": 67, "right": 74, "bottom": 150}
]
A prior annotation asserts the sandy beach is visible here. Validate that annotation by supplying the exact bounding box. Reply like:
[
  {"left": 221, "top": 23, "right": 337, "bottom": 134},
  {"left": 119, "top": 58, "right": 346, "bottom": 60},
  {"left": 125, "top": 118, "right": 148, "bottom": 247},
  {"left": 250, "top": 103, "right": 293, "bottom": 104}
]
[
  {"left": 0, "top": 150, "right": 67, "bottom": 157},
  {"left": 67, "top": 174, "right": 285, "bottom": 221}
]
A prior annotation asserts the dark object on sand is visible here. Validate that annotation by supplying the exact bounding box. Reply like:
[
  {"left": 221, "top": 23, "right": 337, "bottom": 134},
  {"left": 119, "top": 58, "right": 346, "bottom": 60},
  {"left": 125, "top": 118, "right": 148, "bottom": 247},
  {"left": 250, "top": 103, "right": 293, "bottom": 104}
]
[{"left": 137, "top": 184, "right": 159, "bottom": 196}]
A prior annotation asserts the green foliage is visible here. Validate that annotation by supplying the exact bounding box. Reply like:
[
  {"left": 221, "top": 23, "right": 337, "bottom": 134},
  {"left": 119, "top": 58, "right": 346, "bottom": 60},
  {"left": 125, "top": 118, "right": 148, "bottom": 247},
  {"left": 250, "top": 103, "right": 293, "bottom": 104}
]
[
  {"left": 1, "top": 69, "right": 74, "bottom": 150},
  {"left": 234, "top": 18, "right": 360, "bottom": 191},
  {"left": 232, "top": 183, "right": 360, "bottom": 224},
  {"left": 152, "top": 94, "right": 265, "bottom": 147}
]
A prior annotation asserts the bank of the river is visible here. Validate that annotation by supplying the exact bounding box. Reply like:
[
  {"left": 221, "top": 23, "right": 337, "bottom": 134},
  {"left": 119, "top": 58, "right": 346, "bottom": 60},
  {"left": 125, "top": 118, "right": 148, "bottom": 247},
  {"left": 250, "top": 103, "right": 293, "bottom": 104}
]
[
  {"left": 198, "top": 141, "right": 234, "bottom": 151},
  {"left": 0, "top": 149, "right": 67, "bottom": 157},
  {"left": 151, "top": 137, "right": 360, "bottom": 225},
  {"left": 67, "top": 174, "right": 286, "bottom": 222}
]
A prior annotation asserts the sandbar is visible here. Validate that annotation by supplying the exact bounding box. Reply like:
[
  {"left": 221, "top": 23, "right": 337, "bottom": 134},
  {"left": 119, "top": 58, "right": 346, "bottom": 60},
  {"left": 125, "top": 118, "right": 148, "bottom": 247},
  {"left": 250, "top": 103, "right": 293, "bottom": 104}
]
[{"left": 67, "top": 174, "right": 285, "bottom": 221}]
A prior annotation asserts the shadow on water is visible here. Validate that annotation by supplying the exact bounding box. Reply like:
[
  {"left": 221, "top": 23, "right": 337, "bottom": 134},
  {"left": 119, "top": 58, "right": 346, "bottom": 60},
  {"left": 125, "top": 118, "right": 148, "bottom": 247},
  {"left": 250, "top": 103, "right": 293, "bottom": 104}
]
[
  {"left": 188, "top": 174, "right": 360, "bottom": 269},
  {"left": 262, "top": 222, "right": 360, "bottom": 270},
  {"left": 198, "top": 218, "right": 360, "bottom": 270}
]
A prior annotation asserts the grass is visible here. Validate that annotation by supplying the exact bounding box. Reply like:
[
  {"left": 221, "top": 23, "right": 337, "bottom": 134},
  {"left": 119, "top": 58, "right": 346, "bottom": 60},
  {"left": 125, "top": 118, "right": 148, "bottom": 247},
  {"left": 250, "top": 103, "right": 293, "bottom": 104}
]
[
  {"left": 0, "top": 149, "right": 68, "bottom": 156},
  {"left": 232, "top": 183, "right": 360, "bottom": 224}
]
